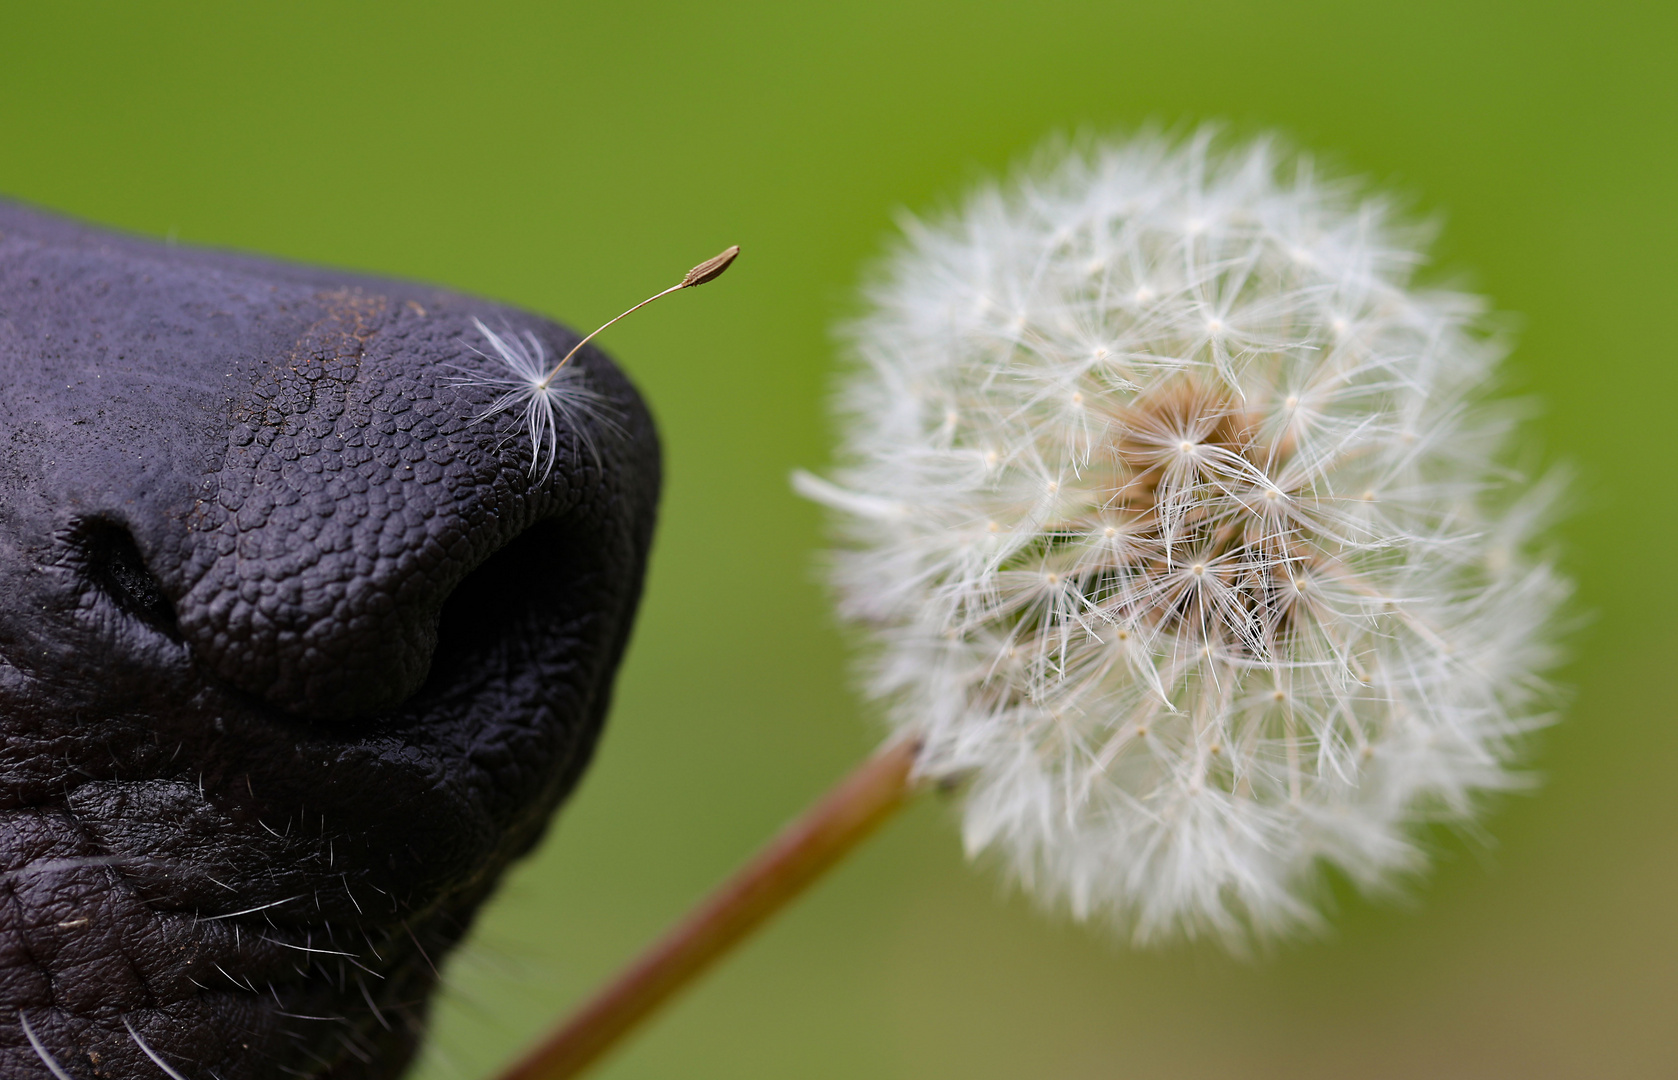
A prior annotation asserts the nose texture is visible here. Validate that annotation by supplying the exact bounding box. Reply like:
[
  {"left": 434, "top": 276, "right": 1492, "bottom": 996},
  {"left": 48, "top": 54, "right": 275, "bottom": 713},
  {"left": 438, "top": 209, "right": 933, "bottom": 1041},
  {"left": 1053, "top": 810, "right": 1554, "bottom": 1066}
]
[
  {"left": 176, "top": 290, "right": 571, "bottom": 719},
  {"left": 0, "top": 198, "right": 637, "bottom": 721},
  {"left": 0, "top": 199, "right": 661, "bottom": 1080}
]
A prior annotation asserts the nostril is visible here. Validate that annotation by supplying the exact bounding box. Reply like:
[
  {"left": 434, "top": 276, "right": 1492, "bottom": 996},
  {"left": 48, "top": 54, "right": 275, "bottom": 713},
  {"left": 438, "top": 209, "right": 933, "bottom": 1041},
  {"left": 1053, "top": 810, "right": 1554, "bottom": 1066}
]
[
  {"left": 423, "top": 517, "right": 597, "bottom": 699},
  {"left": 76, "top": 519, "right": 181, "bottom": 639}
]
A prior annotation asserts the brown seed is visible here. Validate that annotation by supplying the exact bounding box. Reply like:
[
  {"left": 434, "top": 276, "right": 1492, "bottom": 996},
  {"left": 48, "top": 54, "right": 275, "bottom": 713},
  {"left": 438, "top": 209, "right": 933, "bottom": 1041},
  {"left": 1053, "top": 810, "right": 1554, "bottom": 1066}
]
[{"left": 680, "top": 245, "right": 741, "bottom": 288}]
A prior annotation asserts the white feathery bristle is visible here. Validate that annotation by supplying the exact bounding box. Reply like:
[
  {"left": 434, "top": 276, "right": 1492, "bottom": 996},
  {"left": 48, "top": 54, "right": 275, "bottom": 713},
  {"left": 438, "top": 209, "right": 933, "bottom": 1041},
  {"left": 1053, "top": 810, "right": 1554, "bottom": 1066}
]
[
  {"left": 801, "top": 131, "right": 1569, "bottom": 948},
  {"left": 455, "top": 318, "right": 613, "bottom": 479}
]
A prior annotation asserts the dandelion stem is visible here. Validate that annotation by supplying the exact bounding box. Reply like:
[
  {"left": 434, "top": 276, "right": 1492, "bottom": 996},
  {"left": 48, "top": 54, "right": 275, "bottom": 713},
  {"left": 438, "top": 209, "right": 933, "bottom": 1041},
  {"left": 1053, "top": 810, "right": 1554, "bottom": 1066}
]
[
  {"left": 543, "top": 245, "right": 739, "bottom": 384},
  {"left": 492, "top": 735, "right": 921, "bottom": 1080},
  {"left": 542, "top": 286, "right": 683, "bottom": 384}
]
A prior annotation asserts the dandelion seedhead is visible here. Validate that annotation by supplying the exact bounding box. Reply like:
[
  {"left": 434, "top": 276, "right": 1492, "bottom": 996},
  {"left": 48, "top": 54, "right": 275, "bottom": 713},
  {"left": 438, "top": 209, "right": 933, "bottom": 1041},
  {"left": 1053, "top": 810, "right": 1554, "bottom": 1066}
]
[
  {"left": 458, "top": 245, "right": 739, "bottom": 478},
  {"left": 797, "top": 131, "right": 1568, "bottom": 947}
]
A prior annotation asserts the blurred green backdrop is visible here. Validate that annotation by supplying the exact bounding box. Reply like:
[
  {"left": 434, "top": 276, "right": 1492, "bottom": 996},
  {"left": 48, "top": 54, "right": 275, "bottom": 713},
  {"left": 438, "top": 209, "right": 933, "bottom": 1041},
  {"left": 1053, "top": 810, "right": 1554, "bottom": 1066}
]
[{"left": 3, "top": 3, "right": 1674, "bottom": 1077}]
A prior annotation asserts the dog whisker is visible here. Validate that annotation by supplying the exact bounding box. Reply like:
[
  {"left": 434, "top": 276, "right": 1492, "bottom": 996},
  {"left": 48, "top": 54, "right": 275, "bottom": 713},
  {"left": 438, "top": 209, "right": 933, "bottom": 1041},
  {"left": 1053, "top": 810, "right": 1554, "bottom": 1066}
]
[
  {"left": 18, "top": 1011, "right": 81, "bottom": 1080},
  {"left": 122, "top": 1016, "right": 192, "bottom": 1080}
]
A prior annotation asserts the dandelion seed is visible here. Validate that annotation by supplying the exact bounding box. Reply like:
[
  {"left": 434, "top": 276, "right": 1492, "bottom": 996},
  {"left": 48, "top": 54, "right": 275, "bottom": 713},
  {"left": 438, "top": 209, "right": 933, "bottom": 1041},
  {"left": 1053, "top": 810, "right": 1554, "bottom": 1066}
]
[
  {"left": 800, "top": 130, "right": 1569, "bottom": 946},
  {"left": 455, "top": 245, "right": 739, "bottom": 479},
  {"left": 454, "top": 318, "right": 614, "bottom": 481}
]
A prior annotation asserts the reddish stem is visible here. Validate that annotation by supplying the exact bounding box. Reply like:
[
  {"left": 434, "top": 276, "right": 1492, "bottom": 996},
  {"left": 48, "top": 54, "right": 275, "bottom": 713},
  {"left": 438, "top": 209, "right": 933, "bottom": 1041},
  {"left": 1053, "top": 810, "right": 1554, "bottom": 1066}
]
[{"left": 492, "top": 737, "right": 922, "bottom": 1080}]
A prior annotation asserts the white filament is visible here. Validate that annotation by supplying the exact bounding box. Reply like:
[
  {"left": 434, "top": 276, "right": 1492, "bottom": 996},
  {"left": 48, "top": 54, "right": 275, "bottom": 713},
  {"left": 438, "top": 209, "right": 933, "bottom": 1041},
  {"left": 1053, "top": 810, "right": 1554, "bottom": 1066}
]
[{"left": 455, "top": 318, "right": 616, "bottom": 479}]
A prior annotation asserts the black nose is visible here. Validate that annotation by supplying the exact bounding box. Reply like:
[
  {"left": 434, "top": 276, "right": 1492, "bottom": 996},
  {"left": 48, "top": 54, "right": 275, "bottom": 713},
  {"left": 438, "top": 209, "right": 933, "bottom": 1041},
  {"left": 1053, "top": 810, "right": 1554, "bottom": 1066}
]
[
  {"left": 2, "top": 197, "right": 656, "bottom": 721},
  {"left": 0, "top": 198, "right": 661, "bottom": 1080},
  {"left": 174, "top": 292, "right": 585, "bottom": 718}
]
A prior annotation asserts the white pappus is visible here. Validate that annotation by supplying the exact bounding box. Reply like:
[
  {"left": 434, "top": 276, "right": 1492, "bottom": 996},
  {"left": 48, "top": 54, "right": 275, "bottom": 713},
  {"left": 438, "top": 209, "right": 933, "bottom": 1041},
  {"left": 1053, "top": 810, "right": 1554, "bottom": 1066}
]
[
  {"left": 795, "top": 131, "right": 1569, "bottom": 947},
  {"left": 454, "top": 245, "right": 738, "bottom": 480},
  {"left": 455, "top": 318, "right": 615, "bottom": 481}
]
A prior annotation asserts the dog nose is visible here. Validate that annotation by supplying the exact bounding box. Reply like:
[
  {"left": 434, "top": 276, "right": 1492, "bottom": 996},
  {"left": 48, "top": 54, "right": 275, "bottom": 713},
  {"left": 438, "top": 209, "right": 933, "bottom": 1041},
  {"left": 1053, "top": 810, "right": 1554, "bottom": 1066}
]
[
  {"left": 173, "top": 292, "right": 623, "bottom": 719},
  {"left": 1, "top": 196, "right": 663, "bottom": 1080},
  {"left": 0, "top": 196, "right": 654, "bottom": 723}
]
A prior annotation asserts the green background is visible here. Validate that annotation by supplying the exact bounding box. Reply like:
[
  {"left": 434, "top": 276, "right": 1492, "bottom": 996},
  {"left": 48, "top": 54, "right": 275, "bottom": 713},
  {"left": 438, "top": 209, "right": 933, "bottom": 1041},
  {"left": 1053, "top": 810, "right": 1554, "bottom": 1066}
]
[{"left": 3, "top": 3, "right": 1674, "bottom": 1077}]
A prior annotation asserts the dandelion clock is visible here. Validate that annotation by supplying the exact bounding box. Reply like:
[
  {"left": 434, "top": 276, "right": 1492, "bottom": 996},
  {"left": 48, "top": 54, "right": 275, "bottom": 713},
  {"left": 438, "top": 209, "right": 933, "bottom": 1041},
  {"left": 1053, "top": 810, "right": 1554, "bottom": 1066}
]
[
  {"left": 495, "top": 131, "right": 1567, "bottom": 1079},
  {"left": 794, "top": 129, "right": 1568, "bottom": 944}
]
